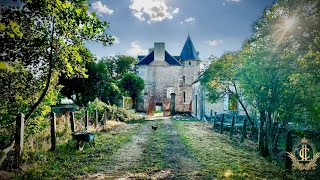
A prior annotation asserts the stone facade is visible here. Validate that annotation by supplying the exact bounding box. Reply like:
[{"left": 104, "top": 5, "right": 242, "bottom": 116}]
[
  {"left": 192, "top": 78, "right": 246, "bottom": 120},
  {"left": 136, "top": 36, "right": 201, "bottom": 113}
]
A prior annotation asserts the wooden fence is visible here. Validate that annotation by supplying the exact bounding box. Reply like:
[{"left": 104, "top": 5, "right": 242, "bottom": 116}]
[
  {"left": 11, "top": 109, "right": 107, "bottom": 169},
  {"left": 208, "top": 110, "right": 319, "bottom": 172}
]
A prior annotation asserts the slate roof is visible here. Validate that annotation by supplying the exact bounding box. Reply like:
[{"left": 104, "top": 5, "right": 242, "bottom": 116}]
[
  {"left": 179, "top": 35, "right": 200, "bottom": 60},
  {"left": 137, "top": 51, "right": 182, "bottom": 66}
]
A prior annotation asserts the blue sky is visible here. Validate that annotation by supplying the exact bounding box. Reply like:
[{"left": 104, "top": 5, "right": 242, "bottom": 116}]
[{"left": 86, "top": 0, "right": 275, "bottom": 60}]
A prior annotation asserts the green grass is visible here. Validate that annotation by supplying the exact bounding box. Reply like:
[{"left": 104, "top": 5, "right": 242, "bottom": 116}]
[
  {"left": 126, "top": 118, "right": 147, "bottom": 124},
  {"left": 131, "top": 121, "right": 166, "bottom": 174},
  {"left": 173, "top": 120, "right": 297, "bottom": 180},
  {"left": 16, "top": 124, "right": 142, "bottom": 179}
]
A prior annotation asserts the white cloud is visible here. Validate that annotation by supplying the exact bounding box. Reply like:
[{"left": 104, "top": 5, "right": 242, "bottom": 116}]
[
  {"left": 205, "top": 40, "right": 223, "bottom": 47},
  {"left": 172, "top": 8, "right": 179, "bottom": 14},
  {"left": 112, "top": 36, "right": 120, "bottom": 44},
  {"left": 129, "top": 0, "right": 179, "bottom": 23},
  {"left": 222, "top": 2, "right": 226, "bottom": 6},
  {"left": 227, "top": 0, "right": 241, "bottom": 3},
  {"left": 185, "top": 17, "right": 195, "bottom": 23},
  {"left": 127, "top": 41, "right": 147, "bottom": 56},
  {"left": 92, "top": 1, "right": 113, "bottom": 15}
]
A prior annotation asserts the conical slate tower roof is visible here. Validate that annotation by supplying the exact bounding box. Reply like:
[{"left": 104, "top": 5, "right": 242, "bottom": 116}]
[{"left": 179, "top": 35, "right": 200, "bottom": 60}]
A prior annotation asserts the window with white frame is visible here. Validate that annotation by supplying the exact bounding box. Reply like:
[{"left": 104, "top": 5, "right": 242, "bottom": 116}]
[{"left": 166, "top": 87, "right": 174, "bottom": 98}]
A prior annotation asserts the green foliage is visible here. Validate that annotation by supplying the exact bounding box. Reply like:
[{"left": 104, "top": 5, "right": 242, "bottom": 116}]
[
  {"left": 86, "top": 98, "right": 108, "bottom": 115},
  {"left": 201, "top": 52, "right": 239, "bottom": 103},
  {"left": 0, "top": 0, "right": 113, "bottom": 147},
  {"left": 239, "top": 0, "right": 320, "bottom": 128},
  {"left": 59, "top": 55, "right": 137, "bottom": 106},
  {"left": 18, "top": 123, "right": 141, "bottom": 179},
  {"left": 119, "top": 73, "right": 145, "bottom": 100},
  {"left": 101, "top": 55, "right": 137, "bottom": 80},
  {"left": 203, "top": 0, "right": 320, "bottom": 129},
  {"left": 75, "top": 98, "right": 140, "bottom": 122}
]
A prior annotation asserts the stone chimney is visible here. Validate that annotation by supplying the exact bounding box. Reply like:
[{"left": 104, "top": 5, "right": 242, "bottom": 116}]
[{"left": 154, "top": 42, "right": 165, "bottom": 61}]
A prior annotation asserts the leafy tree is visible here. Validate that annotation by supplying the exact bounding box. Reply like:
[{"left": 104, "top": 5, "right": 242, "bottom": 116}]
[
  {"left": 102, "top": 55, "right": 137, "bottom": 80},
  {"left": 238, "top": 0, "right": 320, "bottom": 157},
  {"left": 119, "top": 73, "right": 145, "bottom": 108},
  {"left": 202, "top": 0, "right": 320, "bottom": 159},
  {"left": 201, "top": 52, "right": 256, "bottom": 130},
  {"left": 59, "top": 58, "right": 109, "bottom": 107},
  {"left": 0, "top": 0, "right": 113, "bottom": 165},
  {"left": 59, "top": 55, "right": 136, "bottom": 106}
]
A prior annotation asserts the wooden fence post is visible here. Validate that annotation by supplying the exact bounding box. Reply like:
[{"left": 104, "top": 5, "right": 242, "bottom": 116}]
[
  {"left": 285, "top": 130, "right": 294, "bottom": 172},
  {"left": 170, "top": 93, "right": 176, "bottom": 116},
  {"left": 95, "top": 110, "right": 98, "bottom": 128},
  {"left": 230, "top": 115, "right": 236, "bottom": 138},
  {"left": 14, "top": 113, "right": 24, "bottom": 169},
  {"left": 50, "top": 112, "right": 56, "bottom": 151},
  {"left": 104, "top": 109, "right": 107, "bottom": 123},
  {"left": 70, "top": 111, "right": 75, "bottom": 133},
  {"left": 213, "top": 112, "right": 217, "bottom": 129},
  {"left": 85, "top": 110, "right": 89, "bottom": 130},
  {"left": 220, "top": 114, "right": 224, "bottom": 134},
  {"left": 210, "top": 110, "right": 213, "bottom": 123},
  {"left": 241, "top": 118, "right": 247, "bottom": 143}
]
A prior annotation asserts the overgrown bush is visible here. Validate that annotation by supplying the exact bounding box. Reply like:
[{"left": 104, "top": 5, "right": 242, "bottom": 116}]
[{"left": 75, "top": 98, "right": 141, "bottom": 122}]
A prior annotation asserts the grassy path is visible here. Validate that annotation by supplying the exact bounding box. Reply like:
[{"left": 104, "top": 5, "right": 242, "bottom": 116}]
[
  {"left": 17, "top": 118, "right": 295, "bottom": 179},
  {"left": 18, "top": 122, "right": 144, "bottom": 179},
  {"left": 173, "top": 120, "right": 296, "bottom": 180}
]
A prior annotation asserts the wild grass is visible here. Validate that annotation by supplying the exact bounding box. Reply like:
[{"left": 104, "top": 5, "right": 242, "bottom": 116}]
[
  {"left": 173, "top": 120, "right": 297, "bottom": 180},
  {"left": 16, "top": 120, "right": 143, "bottom": 179}
]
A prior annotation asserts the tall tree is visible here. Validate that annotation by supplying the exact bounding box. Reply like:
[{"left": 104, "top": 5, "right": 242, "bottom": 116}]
[
  {"left": 119, "top": 73, "right": 145, "bottom": 109},
  {"left": 59, "top": 55, "right": 137, "bottom": 106},
  {"left": 238, "top": 0, "right": 320, "bottom": 157},
  {"left": 201, "top": 52, "right": 256, "bottom": 130},
  {"left": 0, "top": 0, "right": 113, "bottom": 165}
]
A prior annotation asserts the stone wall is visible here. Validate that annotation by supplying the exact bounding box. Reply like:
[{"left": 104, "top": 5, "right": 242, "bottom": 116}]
[
  {"left": 192, "top": 80, "right": 247, "bottom": 120},
  {"left": 136, "top": 59, "right": 200, "bottom": 113},
  {"left": 135, "top": 42, "right": 201, "bottom": 113},
  {"left": 136, "top": 63, "right": 183, "bottom": 112}
]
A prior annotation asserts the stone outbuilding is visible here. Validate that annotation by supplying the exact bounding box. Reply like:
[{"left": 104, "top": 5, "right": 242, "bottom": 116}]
[{"left": 191, "top": 74, "right": 247, "bottom": 120}]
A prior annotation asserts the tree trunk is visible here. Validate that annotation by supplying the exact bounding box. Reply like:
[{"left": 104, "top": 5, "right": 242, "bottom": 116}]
[
  {"left": 258, "top": 110, "right": 265, "bottom": 150},
  {"left": 267, "top": 111, "right": 273, "bottom": 160},
  {"left": 272, "top": 119, "right": 279, "bottom": 152},
  {"left": 285, "top": 130, "right": 294, "bottom": 172},
  {"left": 230, "top": 115, "right": 236, "bottom": 139},
  {"left": 0, "top": 16, "right": 56, "bottom": 166},
  {"left": 231, "top": 83, "right": 256, "bottom": 133},
  {"left": 25, "top": 17, "right": 55, "bottom": 124},
  {"left": 240, "top": 118, "right": 247, "bottom": 143},
  {"left": 132, "top": 96, "right": 137, "bottom": 109},
  {"left": 220, "top": 114, "right": 224, "bottom": 134},
  {"left": 259, "top": 110, "right": 269, "bottom": 157}
]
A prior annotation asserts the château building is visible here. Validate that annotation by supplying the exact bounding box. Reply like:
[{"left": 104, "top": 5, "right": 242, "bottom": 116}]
[{"left": 135, "top": 35, "right": 201, "bottom": 113}]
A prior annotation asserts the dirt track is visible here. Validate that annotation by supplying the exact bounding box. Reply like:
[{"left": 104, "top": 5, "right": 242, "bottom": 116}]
[
  {"left": 82, "top": 119, "right": 201, "bottom": 179},
  {"left": 76, "top": 118, "right": 293, "bottom": 179}
]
